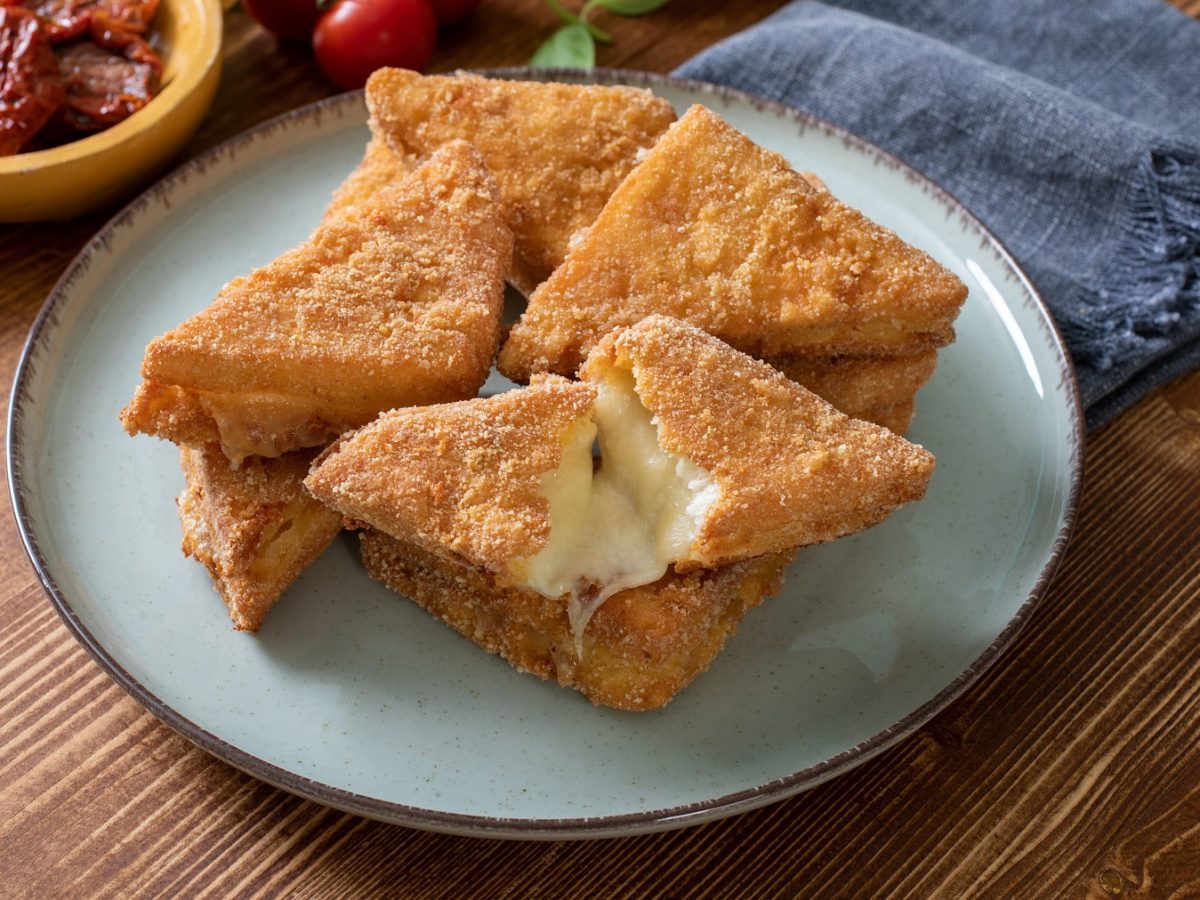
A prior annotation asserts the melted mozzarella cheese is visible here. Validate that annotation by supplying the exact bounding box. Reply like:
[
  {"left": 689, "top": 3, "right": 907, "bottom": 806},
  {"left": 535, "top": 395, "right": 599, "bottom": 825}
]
[{"left": 517, "top": 368, "right": 720, "bottom": 655}]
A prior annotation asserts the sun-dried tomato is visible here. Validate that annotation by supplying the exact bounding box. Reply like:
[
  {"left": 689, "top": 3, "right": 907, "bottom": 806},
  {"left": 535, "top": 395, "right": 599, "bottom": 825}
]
[
  {"left": 0, "top": 6, "right": 64, "bottom": 155},
  {"left": 93, "top": 0, "right": 159, "bottom": 34},
  {"left": 20, "top": 0, "right": 87, "bottom": 42},
  {"left": 15, "top": 0, "right": 159, "bottom": 45},
  {"left": 59, "top": 20, "right": 159, "bottom": 130},
  {"left": 87, "top": 11, "right": 160, "bottom": 62}
]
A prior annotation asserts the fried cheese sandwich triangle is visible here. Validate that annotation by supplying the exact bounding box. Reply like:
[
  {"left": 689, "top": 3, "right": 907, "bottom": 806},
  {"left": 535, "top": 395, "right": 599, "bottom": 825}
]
[
  {"left": 179, "top": 445, "right": 342, "bottom": 632},
  {"left": 163, "top": 141, "right": 420, "bottom": 632},
  {"left": 365, "top": 68, "right": 678, "bottom": 295},
  {"left": 306, "top": 374, "right": 598, "bottom": 579},
  {"left": 306, "top": 316, "right": 934, "bottom": 667},
  {"left": 321, "top": 136, "right": 413, "bottom": 223},
  {"left": 359, "top": 529, "right": 795, "bottom": 711},
  {"left": 499, "top": 104, "right": 968, "bottom": 382},
  {"left": 122, "top": 140, "right": 513, "bottom": 464},
  {"left": 766, "top": 349, "right": 938, "bottom": 434},
  {"left": 120, "top": 137, "right": 420, "bottom": 456},
  {"left": 578, "top": 316, "right": 935, "bottom": 567}
]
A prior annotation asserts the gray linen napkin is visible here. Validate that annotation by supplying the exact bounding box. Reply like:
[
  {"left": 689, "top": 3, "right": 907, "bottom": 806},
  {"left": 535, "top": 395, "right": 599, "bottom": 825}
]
[{"left": 675, "top": 0, "right": 1200, "bottom": 428}]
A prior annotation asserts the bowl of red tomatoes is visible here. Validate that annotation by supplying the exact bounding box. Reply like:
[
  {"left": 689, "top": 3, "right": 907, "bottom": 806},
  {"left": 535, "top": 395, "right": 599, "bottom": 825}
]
[{"left": 0, "top": 0, "right": 222, "bottom": 221}]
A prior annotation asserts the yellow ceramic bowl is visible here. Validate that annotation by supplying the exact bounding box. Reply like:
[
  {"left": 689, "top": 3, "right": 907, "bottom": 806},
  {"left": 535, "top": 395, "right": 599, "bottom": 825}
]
[{"left": 0, "top": 0, "right": 223, "bottom": 222}]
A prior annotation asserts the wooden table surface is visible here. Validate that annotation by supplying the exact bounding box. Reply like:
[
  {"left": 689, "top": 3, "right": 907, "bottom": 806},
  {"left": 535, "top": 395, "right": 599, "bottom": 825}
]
[{"left": 4, "top": 1, "right": 1200, "bottom": 896}]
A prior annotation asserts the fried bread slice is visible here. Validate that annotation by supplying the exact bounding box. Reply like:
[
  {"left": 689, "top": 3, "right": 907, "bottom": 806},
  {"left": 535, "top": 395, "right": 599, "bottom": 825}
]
[
  {"left": 579, "top": 316, "right": 935, "bottom": 568},
  {"left": 122, "top": 140, "right": 512, "bottom": 463},
  {"left": 307, "top": 315, "right": 933, "bottom": 652},
  {"left": 121, "top": 138, "right": 413, "bottom": 460},
  {"left": 499, "top": 104, "right": 968, "bottom": 381},
  {"left": 365, "top": 68, "right": 677, "bottom": 294},
  {"left": 123, "top": 381, "right": 222, "bottom": 449},
  {"left": 859, "top": 399, "right": 915, "bottom": 435},
  {"left": 305, "top": 375, "right": 597, "bottom": 579},
  {"left": 179, "top": 445, "right": 343, "bottom": 632},
  {"left": 359, "top": 529, "right": 793, "bottom": 711},
  {"left": 769, "top": 349, "right": 937, "bottom": 433},
  {"left": 321, "top": 136, "right": 412, "bottom": 222}
]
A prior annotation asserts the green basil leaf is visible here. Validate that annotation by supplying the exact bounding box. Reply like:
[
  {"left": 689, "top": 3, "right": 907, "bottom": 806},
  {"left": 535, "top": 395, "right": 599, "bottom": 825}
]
[
  {"left": 592, "top": 0, "right": 669, "bottom": 15},
  {"left": 545, "top": 0, "right": 611, "bottom": 41},
  {"left": 530, "top": 23, "right": 596, "bottom": 68}
]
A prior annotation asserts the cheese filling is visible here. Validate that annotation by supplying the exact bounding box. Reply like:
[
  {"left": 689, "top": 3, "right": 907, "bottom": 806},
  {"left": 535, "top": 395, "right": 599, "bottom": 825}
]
[
  {"left": 199, "top": 390, "right": 341, "bottom": 463},
  {"left": 518, "top": 368, "right": 720, "bottom": 656}
]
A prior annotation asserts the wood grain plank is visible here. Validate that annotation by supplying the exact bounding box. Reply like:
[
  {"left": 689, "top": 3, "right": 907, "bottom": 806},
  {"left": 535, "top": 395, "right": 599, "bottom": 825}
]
[{"left": 1084, "top": 752, "right": 1200, "bottom": 897}]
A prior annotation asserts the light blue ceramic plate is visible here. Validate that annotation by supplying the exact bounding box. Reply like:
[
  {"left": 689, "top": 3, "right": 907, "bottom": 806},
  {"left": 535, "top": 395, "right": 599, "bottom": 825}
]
[{"left": 8, "top": 70, "right": 1083, "bottom": 839}]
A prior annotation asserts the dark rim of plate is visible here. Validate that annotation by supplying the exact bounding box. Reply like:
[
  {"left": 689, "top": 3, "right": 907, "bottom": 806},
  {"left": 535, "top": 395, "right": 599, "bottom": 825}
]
[{"left": 6, "top": 68, "right": 1086, "bottom": 840}]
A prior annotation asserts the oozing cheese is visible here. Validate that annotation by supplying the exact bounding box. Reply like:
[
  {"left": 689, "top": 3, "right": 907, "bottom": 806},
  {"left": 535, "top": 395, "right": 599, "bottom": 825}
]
[{"left": 517, "top": 367, "right": 719, "bottom": 655}]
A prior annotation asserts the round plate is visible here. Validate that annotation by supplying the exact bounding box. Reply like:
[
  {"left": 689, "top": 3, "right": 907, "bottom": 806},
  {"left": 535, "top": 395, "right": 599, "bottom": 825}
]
[{"left": 8, "top": 70, "right": 1083, "bottom": 839}]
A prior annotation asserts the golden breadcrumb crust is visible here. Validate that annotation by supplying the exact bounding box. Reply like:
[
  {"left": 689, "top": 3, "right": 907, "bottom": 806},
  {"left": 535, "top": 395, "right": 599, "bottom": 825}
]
[
  {"left": 178, "top": 445, "right": 342, "bottom": 632},
  {"left": 863, "top": 399, "right": 916, "bottom": 435},
  {"left": 800, "top": 170, "right": 828, "bottom": 191},
  {"left": 321, "top": 137, "right": 413, "bottom": 222},
  {"left": 581, "top": 315, "right": 936, "bottom": 568},
  {"left": 499, "top": 104, "right": 968, "bottom": 381},
  {"left": 365, "top": 68, "right": 677, "bottom": 294},
  {"left": 305, "top": 376, "right": 596, "bottom": 580},
  {"left": 121, "top": 381, "right": 221, "bottom": 447},
  {"left": 359, "top": 529, "right": 793, "bottom": 711},
  {"left": 128, "top": 141, "right": 512, "bottom": 462},
  {"left": 769, "top": 350, "right": 937, "bottom": 427},
  {"left": 121, "top": 142, "right": 412, "bottom": 455}
]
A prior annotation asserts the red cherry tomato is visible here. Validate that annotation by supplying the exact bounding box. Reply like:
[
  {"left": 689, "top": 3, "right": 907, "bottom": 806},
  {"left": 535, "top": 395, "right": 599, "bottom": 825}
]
[
  {"left": 241, "top": 0, "right": 321, "bottom": 41},
  {"left": 313, "top": 0, "right": 436, "bottom": 90},
  {"left": 427, "top": 0, "right": 480, "bottom": 27}
]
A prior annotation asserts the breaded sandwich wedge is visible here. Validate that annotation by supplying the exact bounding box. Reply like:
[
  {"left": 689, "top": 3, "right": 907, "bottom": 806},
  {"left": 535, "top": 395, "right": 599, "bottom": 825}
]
[
  {"left": 766, "top": 349, "right": 938, "bottom": 434},
  {"left": 179, "top": 445, "right": 342, "bottom": 632},
  {"left": 307, "top": 316, "right": 934, "bottom": 656},
  {"left": 359, "top": 529, "right": 795, "bottom": 711},
  {"left": 321, "top": 136, "right": 412, "bottom": 223},
  {"left": 307, "top": 374, "right": 597, "bottom": 580},
  {"left": 499, "top": 104, "right": 968, "bottom": 381},
  {"left": 122, "top": 140, "right": 513, "bottom": 463},
  {"left": 365, "top": 68, "right": 677, "bottom": 294},
  {"left": 577, "top": 316, "right": 935, "bottom": 568}
]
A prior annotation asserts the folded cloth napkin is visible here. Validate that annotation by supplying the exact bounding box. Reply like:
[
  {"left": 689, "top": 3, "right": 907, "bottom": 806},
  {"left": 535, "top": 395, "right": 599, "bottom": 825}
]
[{"left": 676, "top": 0, "right": 1200, "bottom": 428}]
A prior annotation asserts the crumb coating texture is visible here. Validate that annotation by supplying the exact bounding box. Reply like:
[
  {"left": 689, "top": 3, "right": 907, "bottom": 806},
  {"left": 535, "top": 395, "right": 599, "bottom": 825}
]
[
  {"left": 582, "top": 315, "right": 936, "bottom": 568},
  {"left": 178, "top": 445, "right": 342, "bottom": 632},
  {"left": 305, "top": 376, "right": 596, "bottom": 581},
  {"left": 359, "top": 529, "right": 793, "bottom": 711},
  {"left": 121, "top": 381, "right": 221, "bottom": 447},
  {"left": 768, "top": 349, "right": 937, "bottom": 430},
  {"left": 321, "top": 136, "right": 413, "bottom": 223},
  {"left": 366, "top": 68, "right": 676, "bottom": 294},
  {"left": 500, "top": 104, "right": 967, "bottom": 380},
  {"left": 132, "top": 141, "right": 512, "bottom": 459}
]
